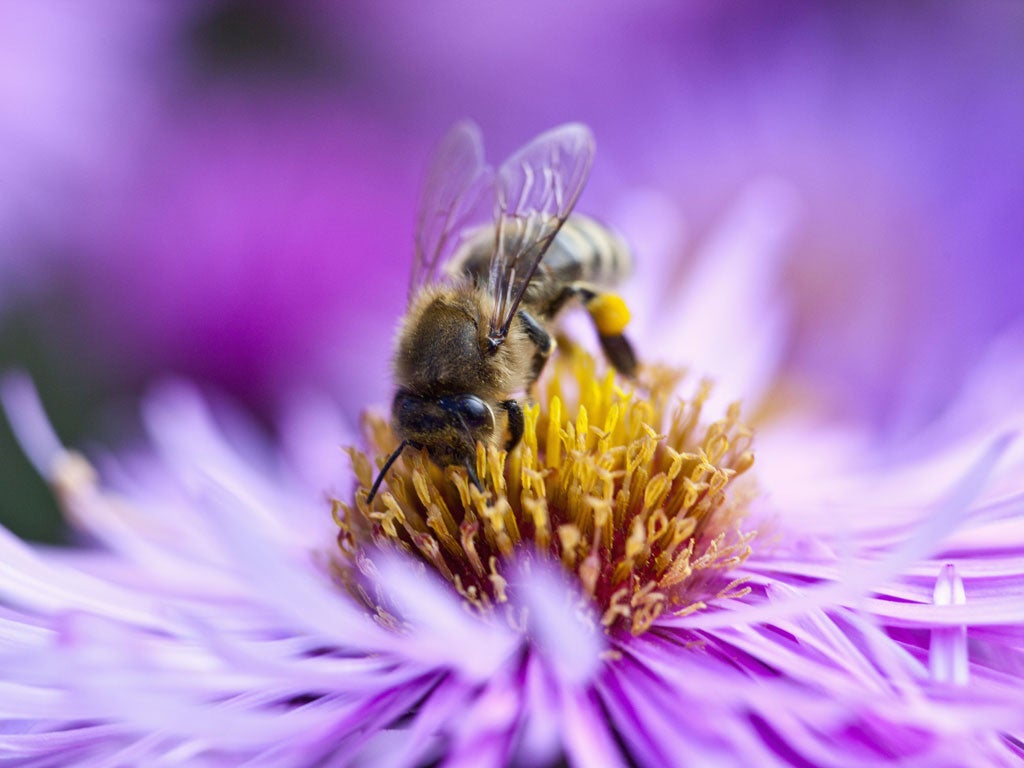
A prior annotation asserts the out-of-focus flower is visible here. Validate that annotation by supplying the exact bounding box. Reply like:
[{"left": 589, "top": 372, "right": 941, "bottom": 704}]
[
  {"left": 75, "top": 94, "right": 416, "bottom": 412},
  {"left": 331, "top": 0, "right": 1024, "bottom": 433},
  {"left": 15, "top": 0, "right": 1017, "bottom": 431},
  {"left": 0, "top": 0, "right": 190, "bottom": 546},
  {"left": 2, "top": 178, "right": 1023, "bottom": 765},
  {"left": 0, "top": 1, "right": 179, "bottom": 309}
]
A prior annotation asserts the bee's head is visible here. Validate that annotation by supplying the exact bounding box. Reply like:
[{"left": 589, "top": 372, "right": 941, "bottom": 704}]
[
  {"left": 391, "top": 388, "right": 495, "bottom": 467},
  {"left": 363, "top": 388, "right": 495, "bottom": 502}
]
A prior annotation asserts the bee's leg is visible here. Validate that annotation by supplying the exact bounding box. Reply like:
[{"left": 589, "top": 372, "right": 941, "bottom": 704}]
[
  {"left": 518, "top": 309, "right": 557, "bottom": 387},
  {"left": 597, "top": 332, "right": 638, "bottom": 377},
  {"left": 566, "top": 284, "right": 638, "bottom": 377},
  {"left": 528, "top": 350, "right": 553, "bottom": 389},
  {"left": 499, "top": 399, "right": 524, "bottom": 451},
  {"left": 519, "top": 309, "right": 555, "bottom": 354}
]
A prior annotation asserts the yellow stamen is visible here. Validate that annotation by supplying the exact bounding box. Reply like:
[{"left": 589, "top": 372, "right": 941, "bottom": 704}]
[{"left": 336, "top": 345, "right": 757, "bottom": 636}]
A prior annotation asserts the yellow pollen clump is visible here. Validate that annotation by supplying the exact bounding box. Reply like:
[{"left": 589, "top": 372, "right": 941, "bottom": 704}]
[
  {"left": 336, "top": 346, "right": 757, "bottom": 636},
  {"left": 586, "top": 292, "right": 631, "bottom": 336}
]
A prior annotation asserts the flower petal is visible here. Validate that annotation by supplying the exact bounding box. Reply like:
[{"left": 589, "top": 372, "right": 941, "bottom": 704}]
[{"left": 930, "top": 563, "right": 969, "bottom": 685}]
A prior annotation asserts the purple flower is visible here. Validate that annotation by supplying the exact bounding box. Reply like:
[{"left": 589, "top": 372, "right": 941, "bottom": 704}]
[
  {"left": 0, "top": 1, "right": 180, "bottom": 309},
  {"left": 3, "top": 175, "right": 1023, "bottom": 765},
  {"left": 327, "top": 0, "right": 1024, "bottom": 430},
  {"left": 74, "top": 94, "right": 416, "bottom": 412},
  {"left": 10, "top": 1, "right": 1019, "bottom": 429}
]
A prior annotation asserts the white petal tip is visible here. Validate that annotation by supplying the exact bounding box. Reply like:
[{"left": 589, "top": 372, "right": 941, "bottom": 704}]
[{"left": 929, "top": 563, "right": 969, "bottom": 686}]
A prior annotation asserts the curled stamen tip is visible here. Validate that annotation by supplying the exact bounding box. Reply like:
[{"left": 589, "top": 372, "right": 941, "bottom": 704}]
[{"left": 929, "top": 562, "right": 969, "bottom": 686}]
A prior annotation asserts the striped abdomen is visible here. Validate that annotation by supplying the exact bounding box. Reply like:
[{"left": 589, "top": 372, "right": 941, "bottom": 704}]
[{"left": 449, "top": 214, "right": 633, "bottom": 297}]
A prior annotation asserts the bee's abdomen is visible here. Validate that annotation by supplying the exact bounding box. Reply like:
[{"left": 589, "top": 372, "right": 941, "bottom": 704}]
[
  {"left": 449, "top": 214, "right": 631, "bottom": 288},
  {"left": 542, "top": 215, "right": 632, "bottom": 287}
]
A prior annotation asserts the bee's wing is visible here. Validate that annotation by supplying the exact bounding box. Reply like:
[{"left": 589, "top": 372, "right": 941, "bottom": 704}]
[
  {"left": 487, "top": 123, "right": 594, "bottom": 346},
  {"left": 410, "top": 121, "right": 493, "bottom": 302}
]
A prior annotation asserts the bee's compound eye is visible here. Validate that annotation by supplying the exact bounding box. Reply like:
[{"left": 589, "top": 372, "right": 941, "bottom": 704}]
[{"left": 449, "top": 395, "right": 493, "bottom": 431}]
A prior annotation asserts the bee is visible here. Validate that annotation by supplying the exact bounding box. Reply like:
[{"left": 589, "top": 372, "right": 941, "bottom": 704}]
[{"left": 366, "top": 121, "right": 638, "bottom": 503}]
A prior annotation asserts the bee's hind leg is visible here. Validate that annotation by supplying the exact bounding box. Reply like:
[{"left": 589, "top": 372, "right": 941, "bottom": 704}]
[
  {"left": 568, "top": 284, "right": 638, "bottom": 377},
  {"left": 597, "top": 332, "right": 637, "bottom": 377}
]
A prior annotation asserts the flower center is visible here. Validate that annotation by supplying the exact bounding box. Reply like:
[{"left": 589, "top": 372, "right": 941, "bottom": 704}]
[{"left": 337, "top": 347, "right": 757, "bottom": 635}]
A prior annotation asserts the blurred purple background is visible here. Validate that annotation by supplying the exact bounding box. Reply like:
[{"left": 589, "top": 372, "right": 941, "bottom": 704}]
[{"left": 3, "top": 0, "right": 1023, "bottom": 540}]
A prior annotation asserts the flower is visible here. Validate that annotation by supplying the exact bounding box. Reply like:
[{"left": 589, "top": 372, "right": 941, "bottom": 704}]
[
  {"left": 3, "top": 176, "right": 1024, "bottom": 765},
  {"left": 324, "top": 0, "right": 1024, "bottom": 430},
  {"left": 342, "top": 349, "right": 757, "bottom": 638},
  {"left": 74, "top": 95, "right": 415, "bottom": 413},
  {"left": 0, "top": 2, "right": 181, "bottom": 310},
  {"left": 6, "top": 1, "right": 1022, "bottom": 428}
]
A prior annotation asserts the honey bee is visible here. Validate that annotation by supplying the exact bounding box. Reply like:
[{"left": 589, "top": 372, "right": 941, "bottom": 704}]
[{"left": 366, "top": 121, "right": 637, "bottom": 502}]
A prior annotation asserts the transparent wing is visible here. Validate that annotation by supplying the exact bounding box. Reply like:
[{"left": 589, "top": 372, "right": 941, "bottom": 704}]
[
  {"left": 487, "top": 123, "right": 595, "bottom": 346},
  {"left": 410, "top": 121, "right": 492, "bottom": 302}
]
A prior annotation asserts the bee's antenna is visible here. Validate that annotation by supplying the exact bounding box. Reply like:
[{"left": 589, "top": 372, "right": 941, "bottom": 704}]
[{"left": 365, "top": 440, "right": 410, "bottom": 505}]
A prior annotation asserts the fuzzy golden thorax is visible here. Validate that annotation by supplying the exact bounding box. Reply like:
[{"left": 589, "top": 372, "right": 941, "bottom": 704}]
[
  {"left": 339, "top": 346, "right": 757, "bottom": 636},
  {"left": 395, "top": 285, "right": 535, "bottom": 401}
]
